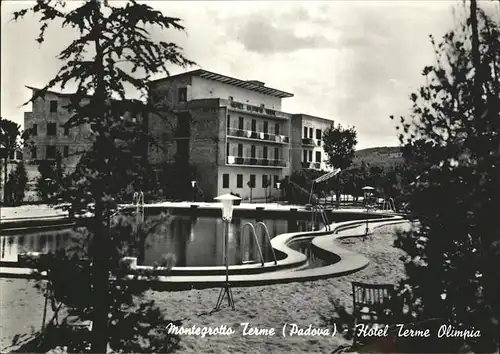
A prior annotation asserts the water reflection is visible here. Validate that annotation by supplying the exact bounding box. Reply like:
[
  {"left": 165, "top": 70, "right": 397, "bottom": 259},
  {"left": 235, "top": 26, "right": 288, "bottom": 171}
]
[{"left": 0, "top": 215, "right": 315, "bottom": 267}]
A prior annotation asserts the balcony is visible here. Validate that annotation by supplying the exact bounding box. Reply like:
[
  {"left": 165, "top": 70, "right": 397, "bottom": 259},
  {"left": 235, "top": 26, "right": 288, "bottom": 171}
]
[
  {"left": 301, "top": 138, "right": 314, "bottom": 146},
  {"left": 302, "top": 162, "right": 322, "bottom": 170},
  {"left": 226, "top": 155, "right": 287, "bottom": 168},
  {"left": 302, "top": 138, "right": 322, "bottom": 147},
  {"left": 225, "top": 100, "right": 291, "bottom": 120},
  {"left": 227, "top": 128, "right": 289, "bottom": 144}
]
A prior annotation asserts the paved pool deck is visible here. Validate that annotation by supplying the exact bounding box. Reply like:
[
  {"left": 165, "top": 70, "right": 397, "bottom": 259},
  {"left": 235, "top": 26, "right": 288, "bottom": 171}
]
[{"left": 0, "top": 201, "right": 396, "bottom": 224}]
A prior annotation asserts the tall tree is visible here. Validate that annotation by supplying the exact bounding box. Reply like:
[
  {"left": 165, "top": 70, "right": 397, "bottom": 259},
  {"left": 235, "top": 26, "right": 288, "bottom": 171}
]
[
  {"left": 0, "top": 118, "right": 23, "bottom": 204},
  {"left": 6, "top": 161, "right": 29, "bottom": 206},
  {"left": 391, "top": 3, "right": 500, "bottom": 352},
  {"left": 322, "top": 122, "right": 357, "bottom": 205},
  {"left": 14, "top": 0, "right": 194, "bottom": 351}
]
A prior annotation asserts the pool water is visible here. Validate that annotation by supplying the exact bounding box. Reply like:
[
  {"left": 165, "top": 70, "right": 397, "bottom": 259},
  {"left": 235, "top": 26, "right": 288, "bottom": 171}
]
[{"left": 0, "top": 213, "right": 321, "bottom": 267}]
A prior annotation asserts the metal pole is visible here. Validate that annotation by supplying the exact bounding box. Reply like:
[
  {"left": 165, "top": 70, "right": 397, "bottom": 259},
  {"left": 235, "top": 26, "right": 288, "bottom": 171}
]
[
  {"left": 215, "top": 219, "right": 235, "bottom": 310},
  {"left": 225, "top": 220, "right": 231, "bottom": 307}
]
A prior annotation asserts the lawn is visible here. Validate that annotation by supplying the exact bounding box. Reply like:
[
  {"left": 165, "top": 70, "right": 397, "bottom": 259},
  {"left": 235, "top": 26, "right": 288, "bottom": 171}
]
[{"left": 0, "top": 223, "right": 410, "bottom": 353}]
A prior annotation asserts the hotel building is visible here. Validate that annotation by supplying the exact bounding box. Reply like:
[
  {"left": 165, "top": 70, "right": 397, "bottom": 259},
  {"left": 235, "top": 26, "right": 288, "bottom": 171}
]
[
  {"left": 23, "top": 86, "right": 146, "bottom": 170},
  {"left": 148, "top": 69, "right": 334, "bottom": 201},
  {"left": 23, "top": 70, "right": 335, "bottom": 202}
]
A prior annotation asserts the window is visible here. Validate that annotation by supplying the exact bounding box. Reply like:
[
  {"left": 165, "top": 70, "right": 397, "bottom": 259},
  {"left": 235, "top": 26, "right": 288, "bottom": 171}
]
[
  {"left": 46, "top": 145, "right": 56, "bottom": 159},
  {"left": 49, "top": 100, "right": 58, "bottom": 113},
  {"left": 32, "top": 147, "right": 37, "bottom": 159},
  {"left": 227, "top": 115, "right": 230, "bottom": 129},
  {"left": 64, "top": 124, "right": 70, "bottom": 136},
  {"left": 9, "top": 150, "right": 15, "bottom": 160},
  {"left": 178, "top": 87, "right": 187, "bottom": 103},
  {"left": 263, "top": 146, "right": 268, "bottom": 159},
  {"left": 64, "top": 146, "right": 69, "bottom": 158},
  {"left": 47, "top": 123, "right": 57, "bottom": 136},
  {"left": 316, "top": 151, "right": 321, "bottom": 162},
  {"left": 309, "top": 150, "right": 313, "bottom": 162},
  {"left": 223, "top": 174, "right": 230, "bottom": 188},
  {"left": 303, "top": 126, "right": 308, "bottom": 138},
  {"left": 251, "top": 119, "right": 256, "bottom": 132},
  {"left": 237, "top": 174, "right": 243, "bottom": 188},
  {"left": 316, "top": 129, "right": 322, "bottom": 140},
  {"left": 309, "top": 127, "right": 313, "bottom": 139},
  {"left": 275, "top": 123, "right": 280, "bottom": 135},
  {"left": 274, "top": 175, "right": 279, "bottom": 187},
  {"left": 274, "top": 147, "right": 279, "bottom": 160},
  {"left": 32, "top": 124, "right": 38, "bottom": 136},
  {"left": 250, "top": 145, "right": 256, "bottom": 158},
  {"left": 263, "top": 121, "right": 268, "bottom": 133},
  {"left": 303, "top": 150, "right": 308, "bottom": 162},
  {"left": 238, "top": 117, "right": 244, "bottom": 130},
  {"left": 226, "top": 142, "right": 230, "bottom": 156},
  {"left": 249, "top": 174, "right": 256, "bottom": 188},
  {"left": 237, "top": 144, "right": 243, "bottom": 157},
  {"left": 262, "top": 175, "right": 268, "bottom": 188}
]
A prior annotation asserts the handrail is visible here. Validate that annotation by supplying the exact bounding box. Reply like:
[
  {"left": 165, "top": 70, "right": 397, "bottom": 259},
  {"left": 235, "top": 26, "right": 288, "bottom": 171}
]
[
  {"left": 241, "top": 222, "right": 265, "bottom": 266},
  {"left": 255, "top": 221, "right": 278, "bottom": 265},
  {"left": 382, "top": 198, "right": 395, "bottom": 212},
  {"left": 311, "top": 205, "right": 331, "bottom": 232},
  {"left": 132, "top": 191, "right": 144, "bottom": 233}
]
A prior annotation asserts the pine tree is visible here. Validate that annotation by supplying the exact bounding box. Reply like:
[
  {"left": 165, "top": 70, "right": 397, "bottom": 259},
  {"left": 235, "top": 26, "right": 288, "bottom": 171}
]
[
  {"left": 13, "top": 0, "right": 194, "bottom": 351},
  {"left": 391, "top": 3, "right": 500, "bottom": 352}
]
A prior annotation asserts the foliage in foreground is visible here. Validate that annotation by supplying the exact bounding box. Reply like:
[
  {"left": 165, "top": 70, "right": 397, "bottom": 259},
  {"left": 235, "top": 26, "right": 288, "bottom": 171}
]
[
  {"left": 13, "top": 0, "right": 194, "bottom": 351},
  {"left": 392, "top": 3, "right": 500, "bottom": 352}
]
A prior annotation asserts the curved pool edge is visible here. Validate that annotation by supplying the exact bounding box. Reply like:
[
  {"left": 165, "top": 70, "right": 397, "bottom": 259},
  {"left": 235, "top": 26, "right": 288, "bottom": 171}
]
[{"left": 0, "top": 204, "right": 412, "bottom": 289}]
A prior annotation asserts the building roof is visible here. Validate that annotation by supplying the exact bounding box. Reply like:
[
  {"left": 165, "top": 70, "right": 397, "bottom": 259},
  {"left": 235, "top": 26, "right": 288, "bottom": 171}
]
[
  {"left": 25, "top": 86, "right": 92, "bottom": 99},
  {"left": 150, "top": 69, "right": 294, "bottom": 99},
  {"left": 292, "top": 113, "right": 334, "bottom": 124}
]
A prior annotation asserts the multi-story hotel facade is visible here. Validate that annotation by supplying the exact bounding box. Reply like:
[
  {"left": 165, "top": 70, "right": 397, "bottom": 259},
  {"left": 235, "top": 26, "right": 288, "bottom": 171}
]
[
  {"left": 24, "top": 69, "right": 335, "bottom": 201},
  {"left": 23, "top": 87, "right": 93, "bottom": 169},
  {"left": 290, "top": 114, "right": 335, "bottom": 174},
  {"left": 148, "top": 69, "right": 335, "bottom": 201},
  {"left": 23, "top": 87, "right": 146, "bottom": 170}
]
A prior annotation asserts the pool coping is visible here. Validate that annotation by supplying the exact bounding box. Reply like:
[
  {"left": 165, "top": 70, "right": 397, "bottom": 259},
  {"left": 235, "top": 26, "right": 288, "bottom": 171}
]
[{"left": 0, "top": 211, "right": 409, "bottom": 289}]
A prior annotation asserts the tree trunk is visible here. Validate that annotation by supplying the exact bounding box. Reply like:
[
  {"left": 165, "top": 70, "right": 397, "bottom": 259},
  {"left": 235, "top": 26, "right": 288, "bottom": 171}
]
[
  {"left": 3, "top": 156, "right": 7, "bottom": 204},
  {"left": 90, "top": 2, "right": 109, "bottom": 352}
]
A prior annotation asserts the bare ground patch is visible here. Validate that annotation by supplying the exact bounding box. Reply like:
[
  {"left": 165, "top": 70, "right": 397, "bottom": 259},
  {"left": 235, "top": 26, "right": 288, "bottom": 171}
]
[{"left": 0, "top": 224, "right": 409, "bottom": 353}]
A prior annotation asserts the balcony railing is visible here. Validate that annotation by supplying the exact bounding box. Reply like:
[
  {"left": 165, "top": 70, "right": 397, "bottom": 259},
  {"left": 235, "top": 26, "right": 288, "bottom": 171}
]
[
  {"left": 302, "top": 162, "right": 322, "bottom": 170},
  {"left": 227, "top": 156, "right": 287, "bottom": 167},
  {"left": 301, "top": 138, "right": 322, "bottom": 147},
  {"left": 227, "top": 100, "right": 290, "bottom": 120},
  {"left": 227, "top": 128, "right": 289, "bottom": 144}
]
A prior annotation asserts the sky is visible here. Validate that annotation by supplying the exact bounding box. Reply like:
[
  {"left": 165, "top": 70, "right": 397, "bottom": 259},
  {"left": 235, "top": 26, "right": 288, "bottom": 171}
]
[{"left": 1, "top": 0, "right": 494, "bottom": 149}]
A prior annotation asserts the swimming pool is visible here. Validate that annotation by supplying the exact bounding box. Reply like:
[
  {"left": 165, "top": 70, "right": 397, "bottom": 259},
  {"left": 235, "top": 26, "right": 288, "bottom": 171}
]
[
  {"left": 0, "top": 208, "right": 387, "bottom": 268},
  {"left": 0, "top": 212, "right": 319, "bottom": 267}
]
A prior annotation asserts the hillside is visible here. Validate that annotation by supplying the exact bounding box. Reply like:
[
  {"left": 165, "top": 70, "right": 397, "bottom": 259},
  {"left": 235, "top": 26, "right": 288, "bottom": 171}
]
[{"left": 352, "top": 146, "right": 404, "bottom": 170}]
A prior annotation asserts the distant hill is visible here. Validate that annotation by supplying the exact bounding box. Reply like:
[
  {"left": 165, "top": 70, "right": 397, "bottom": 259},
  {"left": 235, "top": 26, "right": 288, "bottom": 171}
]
[{"left": 352, "top": 146, "right": 404, "bottom": 170}]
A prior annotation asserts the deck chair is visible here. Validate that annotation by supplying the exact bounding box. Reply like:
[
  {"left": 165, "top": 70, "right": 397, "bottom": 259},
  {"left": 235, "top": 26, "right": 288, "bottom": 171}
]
[{"left": 351, "top": 282, "right": 397, "bottom": 347}]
